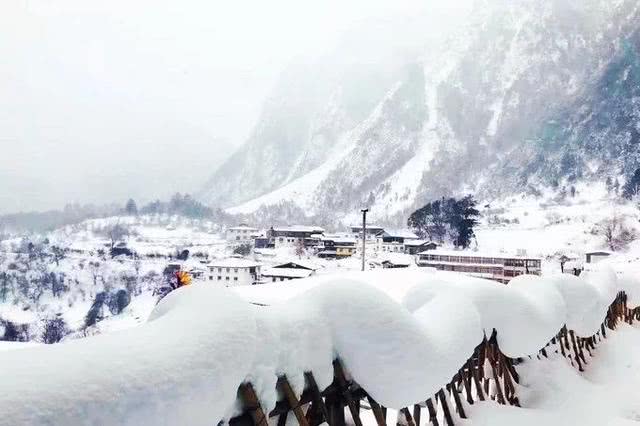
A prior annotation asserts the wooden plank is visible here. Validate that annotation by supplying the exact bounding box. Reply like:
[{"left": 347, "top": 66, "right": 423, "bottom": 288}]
[
  {"left": 413, "top": 404, "right": 422, "bottom": 426},
  {"left": 488, "top": 352, "right": 506, "bottom": 405},
  {"left": 437, "top": 389, "right": 455, "bottom": 426},
  {"left": 239, "top": 383, "right": 270, "bottom": 426},
  {"left": 333, "top": 360, "right": 364, "bottom": 426},
  {"left": 326, "top": 393, "right": 345, "bottom": 426},
  {"left": 460, "top": 369, "right": 474, "bottom": 405},
  {"left": 278, "top": 376, "right": 310, "bottom": 426},
  {"left": 569, "top": 330, "right": 584, "bottom": 372},
  {"left": 426, "top": 398, "right": 439, "bottom": 426},
  {"left": 400, "top": 408, "right": 416, "bottom": 426},
  {"left": 447, "top": 382, "right": 466, "bottom": 419},
  {"left": 366, "top": 396, "right": 387, "bottom": 426},
  {"left": 305, "top": 372, "right": 329, "bottom": 425}
]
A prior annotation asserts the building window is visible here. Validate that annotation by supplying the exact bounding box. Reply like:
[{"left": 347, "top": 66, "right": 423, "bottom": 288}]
[
  {"left": 234, "top": 277, "right": 238, "bottom": 281},
  {"left": 234, "top": 268, "right": 238, "bottom": 273},
  {"left": 225, "top": 277, "right": 230, "bottom": 281},
  {"left": 209, "top": 276, "right": 213, "bottom": 280},
  {"left": 218, "top": 268, "right": 222, "bottom": 272},
  {"left": 217, "top": 276, "right": 222, "bottom": 280},
  {"left": 226, "top": 268, "right": 230, "bottom": 273}
]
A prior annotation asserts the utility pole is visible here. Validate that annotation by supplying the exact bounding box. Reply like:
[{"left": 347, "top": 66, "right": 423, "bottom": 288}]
[{"left": 361, "top": 208, "right": 368, "bottom": 271}]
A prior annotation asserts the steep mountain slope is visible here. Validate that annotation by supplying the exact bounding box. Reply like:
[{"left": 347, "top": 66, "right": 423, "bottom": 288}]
[{"left": 201, "top": 0, "right": 640, "bottom": 223}]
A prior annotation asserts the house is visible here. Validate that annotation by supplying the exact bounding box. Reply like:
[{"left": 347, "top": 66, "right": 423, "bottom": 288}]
[
  {"left": 254, "top": 236, "right": 273, "bottom": 249},
  {"left": 226, "top": 224, "right": 259, "bottom": 244},
  {"left": 188, "top": 266, "right": 207, "bottom": 281},
  {"left": 416, "top": 250, "right": 542, "bottom": 284},
  {"left": 350, "top": 225, "right": 385, "bottom": 240},
  {"left": 268, "top": 226, "right": 325, "bottom": 249},
  {"left": 206, "top": 258, "right": 262, "bottom": 286},
  {"left": 404, "top": 240, "right": 438, "bottom": 255},
  {"left": 586, "top": 250, "right": 612, "bottom": 264},
  {"left": 375, "top": 229, "right": 419, "bottom": 253},
  {"left": 319, "top": 234, "right": 357, "bottom": 258},
  {"left": 379, "top": 253, "right": 413, "bottom": 269},
  {"left": 261, "top": 261, "right": 318, "bottom": 282}
]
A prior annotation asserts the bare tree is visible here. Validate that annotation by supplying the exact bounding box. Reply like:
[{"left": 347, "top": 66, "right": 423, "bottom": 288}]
[
  {"left": 294, "top": 239, "right": 306, "bottom": 258},
  {"left": 594, "top": 213, "right": 638, "bottom": 251},
  {"left": 107, "top": 223, "right": 130, "bottom": 249}
]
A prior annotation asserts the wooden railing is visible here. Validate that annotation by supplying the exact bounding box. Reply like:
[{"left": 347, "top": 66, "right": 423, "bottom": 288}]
[{"left": 227, "top": 292, "right": 636, "bottom": 426}]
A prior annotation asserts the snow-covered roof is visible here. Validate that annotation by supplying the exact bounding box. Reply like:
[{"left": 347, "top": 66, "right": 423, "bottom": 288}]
[
  {"left": 417, "top": 249, "right": 541, "bottom": 260},
  {"left": 272, "top": 225, "right": 325, "bottom": 233},
  {"left": 349, "top": 224, "right": 385, "bottom": 230},
  {"left": 207, "top": 258, "right": 262, "bottom": 268},
  {"left": 381, "top": 229, "right": 419, "bottom": 240},
  {"left": 273, "top": 260, "right": 318, "bottom": 271},
  {"left": 586, "top": 250, "right": 613, "bottom": 256},
  {"left": 262, "top": 268, "right": 314, "bottom": 279},
  {"left": 379, "top": 253, "right": 413, "bottom": 266},
  {"left": 404, "top": 239, "right": 437, "bottom": 247}
]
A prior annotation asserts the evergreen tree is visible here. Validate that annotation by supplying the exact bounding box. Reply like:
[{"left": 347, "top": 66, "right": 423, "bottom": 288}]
[
  {"left": 125, "top": 199, "right": 138, "bottom": 216},
  {"left": 622, "top": 168, "right": 640, "bottom": 199},
  {"left": 408, "top": 195, "right": 480, "bottom": 248}
]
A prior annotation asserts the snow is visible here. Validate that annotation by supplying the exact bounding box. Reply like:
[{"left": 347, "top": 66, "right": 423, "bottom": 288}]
[
  {"left": 0, "top": 285, "right": 257, "bottom": 426},
  {"left": 470, "top": 323, "right": 640, "bottom": 425},
  {"left": 0, "top": 261, "right": 638, "bottom": 424}
]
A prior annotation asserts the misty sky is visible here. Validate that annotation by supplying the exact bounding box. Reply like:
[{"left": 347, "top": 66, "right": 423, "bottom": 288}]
[{"left": 0, "top": 0, "right": 473, "bottom": 214}]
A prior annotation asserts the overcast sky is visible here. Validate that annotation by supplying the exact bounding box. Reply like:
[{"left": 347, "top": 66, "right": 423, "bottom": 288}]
[{"left": 0, "top": 0, "right": 473, "bottom": 214}]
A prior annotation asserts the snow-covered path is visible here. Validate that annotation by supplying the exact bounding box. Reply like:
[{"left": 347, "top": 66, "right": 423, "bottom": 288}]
[{"left": 469, "top": 324, "right": 640, "bottom": 425}]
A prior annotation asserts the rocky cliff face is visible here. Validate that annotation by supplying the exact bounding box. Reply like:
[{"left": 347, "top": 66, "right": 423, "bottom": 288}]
[{"left": 200, "top": 0, "right": 640, "bottom": 223}]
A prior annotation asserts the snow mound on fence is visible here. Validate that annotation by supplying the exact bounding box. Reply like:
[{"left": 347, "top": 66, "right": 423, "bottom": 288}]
[
  {"left": 0, "top": 265, "right": 634, "bottom": 425},
  {"left": 0, "top": 285, "right": 257, "bottom": 426}
]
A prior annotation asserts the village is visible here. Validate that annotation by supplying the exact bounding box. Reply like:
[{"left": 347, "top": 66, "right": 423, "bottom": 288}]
[{"left": 177, "top": 222, "right": 613, "bottom": 287}]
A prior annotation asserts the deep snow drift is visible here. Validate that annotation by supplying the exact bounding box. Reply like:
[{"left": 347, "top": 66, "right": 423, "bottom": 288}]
[{"left": 0, "top": 266, "right": 637, "bottom": 425}]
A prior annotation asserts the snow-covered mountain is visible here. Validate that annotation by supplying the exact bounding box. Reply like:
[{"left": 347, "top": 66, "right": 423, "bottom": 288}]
[{"left": 200, "top": 0, "right": 640, "bottom": 223}]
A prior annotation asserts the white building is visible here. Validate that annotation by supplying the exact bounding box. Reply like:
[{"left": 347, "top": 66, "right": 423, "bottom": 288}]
[
  {"left": 375, "top": 229, "right": 419, "bottom": 253},
  {"left": 226, "top": 224, "right": 259, "bottom": 244},
  {"left": 206, "top": 258, "right": 262, "bottom": 286}
]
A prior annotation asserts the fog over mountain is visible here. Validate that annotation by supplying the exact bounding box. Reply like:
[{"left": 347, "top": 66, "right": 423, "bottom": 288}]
[
  {"left": 200, "top": 0, "right": 640, "bottom": 224},
  {"left": 3, "top": 0, "right": 461, "bottom": 213}
]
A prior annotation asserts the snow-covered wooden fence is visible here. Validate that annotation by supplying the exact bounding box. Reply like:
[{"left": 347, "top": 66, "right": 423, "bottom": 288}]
[
  {"left": 0, "top": 267, "right": 638, "bottom": 426},
  {"left": 228, "top": 285, "right": 638, "bottom": 426}
]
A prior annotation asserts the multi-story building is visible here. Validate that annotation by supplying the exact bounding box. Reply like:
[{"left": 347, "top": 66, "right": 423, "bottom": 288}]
[
  {"left": 206, "top": 258, "right": 262, "bottom": 286},
  {"left": 226, "top": 224, "right": 259, "bottom": 244},
  {"left": 268, "top": 226, "right": 325, "bottom": 249},
  {"left": 416, "top": 250, "right": 542, "bottom": 284},
  {"left": 350, "top": 225, "right": 385, "bottom": 240},
  {"left": 375, "top": 229, "right": 419, "bottom": 253},
  {"left": 317, "top": 234, "right": 358, "bottom": 258}
]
